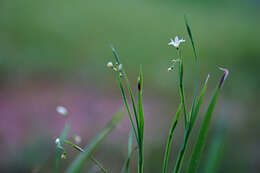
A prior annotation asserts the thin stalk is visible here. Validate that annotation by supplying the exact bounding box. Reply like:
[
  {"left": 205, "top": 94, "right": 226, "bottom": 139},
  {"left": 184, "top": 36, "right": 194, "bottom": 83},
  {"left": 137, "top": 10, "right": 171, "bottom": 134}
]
[
  {"left": 185, "top": 16, "right": 199, "bottom": 122},
  {"left": 116, "top": 72, "right": 139, "bottom": 144},
  {"left": 137, "top": 67, "right": 144, "bottom": 173},
  {"left": 173, "top": 126, "right": 191, "bottom": 173},
  {"left": 64, "top": 140, "right": 108, "bottom": 173},
  {"left": 177, "top": 49, "right": 188, "bottom": 128},
  {"left": 162, "top": 104, "right": 183, "bottom": 173},
  {"left": 122, "top": 70, "right": 140, "bottom": 139},
  {"left": 172, "top": 75, "right": 210, "bottom": 173}
]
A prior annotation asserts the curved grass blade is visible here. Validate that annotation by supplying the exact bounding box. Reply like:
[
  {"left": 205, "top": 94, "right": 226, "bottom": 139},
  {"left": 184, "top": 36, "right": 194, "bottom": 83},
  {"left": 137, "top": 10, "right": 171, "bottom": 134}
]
[
  {"left": 186, "top": 69, "right": 229, "bottom": 173},
  {"left": 202, "top": 120, "right": 226, "bottom": 173},
  {"left": 137, "top": 66, "right": 144, "bottom": 173},
  {"left": 172, "top": 75, "right": 210, "bottom": 173},
  {"left": 54, "top": 122, "right": 70, "bottom": 173},
  {"left": 186, "top": 88, "right": 220, "bottom": 173},
  {"left": 190, "top": 74, "right": 210, "bottom": 130},
  {"left": 121, "top": 130, "right": 135, "bottom": 173},
  {"left": 111, "top": 46, "right": 139, "bottom": 143},
  {"left": 64, "top": 140, "right": 107, "bottom": 173},
  {"left": 184, "top": 15, "right": 199, "bottom": 122},
  {"left": 65, "top": 111, "right": 125, "bottom": 173},
  {"left": 111, "top": 45, "right": 121, "bottom": 64},
  {"left": 116, "top": 72, "right": 139, "bottom": 143},
  {"left": 162, "top": 103, "right": 182, "bottom": 173}
]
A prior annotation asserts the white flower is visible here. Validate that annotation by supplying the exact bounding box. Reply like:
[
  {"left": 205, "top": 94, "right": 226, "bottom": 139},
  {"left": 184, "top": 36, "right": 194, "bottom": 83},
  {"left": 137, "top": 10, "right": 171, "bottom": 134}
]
[
  {"left": 74, "top": 135, "right": 82, "bottom": 144},
  {"left": 118, "top": 64, "right": 123, "bottom": 70},
  {"left": 55, "top": 138, "right": 60, "bottom": 145},
  {"left": 107, "top": 62, "right": 113, "bottom": 68},
  {"left": 168, "top": 36, "right": 185, "bottom": 48},
  {"left": 168, "top": 67, "right": 173, "bottom": 72},
  {"left": 56, "top": 106, "right": 68, "bottom": 116}
]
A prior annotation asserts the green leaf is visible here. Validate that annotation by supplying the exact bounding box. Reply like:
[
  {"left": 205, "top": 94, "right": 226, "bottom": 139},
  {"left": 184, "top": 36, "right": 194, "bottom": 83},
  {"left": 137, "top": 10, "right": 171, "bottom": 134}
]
[
  {"left": 111, "top": 46, "right": 139, "bottom": 143},
  {"left": 202, "top": 120, "right": 226, "bottom": 173},
  {"left": 137, "top": 65, "right": 144, "bottom": 173},
  {"left": 186, "top": 67, "right": 229, "bottom": 173},
  {"left": 172, "top": 75, "right": 210, "bottom": 173},
  {"left": 65, "top": 111, "right": 125, "bottom": 173},
  {"left": 111, "top": 45, "right": 121, "bottom": 64},
  {"left": 184, "top": 15, "right": 199, "bottom": 122},
  {"left": 190, "top": 74, "right": 210, "bottom": 131},
  {"left": 162, "top": 103, "right": 182, "bottom": 173},
  {"left": 116, "top": 71, "right": 139, "bottom": 143},
  {"left": 121, "top": 130, "right": 135, "bottom": 173},
  {"left": 64, "top": 140, "right": 107, "bottom": 173},
  {"left": 186, "top": 88, "right": 220, "bottom": 173},
  {"left": 54, "top": 122, "right": 70, "bottom": 173}
]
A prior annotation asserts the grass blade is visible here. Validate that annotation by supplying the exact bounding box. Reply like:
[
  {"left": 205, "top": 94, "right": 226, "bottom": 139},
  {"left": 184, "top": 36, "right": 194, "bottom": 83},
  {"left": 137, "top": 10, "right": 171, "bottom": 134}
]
[
  {"left": 54, "top": 122, "right": 70, "bottom": 173},
  {"left": 162, "top": 103, "right": 182, "bottom": 173},
  {"left": 111, "top": 45, "right": 121, "bottom": 64},
  {"left": 137, "top": 66, "right": 144, "bottom": 173},
  {"left": 186, "top": 88, "right": 220, "bottom": 173},
  {"left": 172, "top": 75, "right": 210, "bottom": 173},
  {"left": 111, "top": 46, "right": 139, "bottom": 143},
  {"left": 203, "top": 120, "right": 226, "bottom": 173},
  {"left": 116, "top": 72, "right": 139, "bottom": 143},
  {"left": 184, "top": 15, "right": 199, "bottom": 122},
  {"left": 121, "top": 130, "right": 135, "bottom": 173},
  {"left": 65, "top": 111, "right": 125, "bottom": 173},
  {"left": 190, "top": 74, "right": 210, "bottom": 130},
  {"left": 64, "top": 140, "right": 107, "bottom": 173},
  {"left": 177, "top": 50, "right": 188, "bottom": 128},
  {"left": 186, "top": 69, "right": 229, "bottom": 173}
]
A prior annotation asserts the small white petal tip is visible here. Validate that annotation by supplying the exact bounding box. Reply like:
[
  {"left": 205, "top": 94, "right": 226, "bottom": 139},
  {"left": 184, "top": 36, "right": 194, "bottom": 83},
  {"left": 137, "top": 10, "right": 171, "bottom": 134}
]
[
  {"left": 118, "top": 64, "right": 123, "bottom": 70},
  {"left": 55, "top": 138, "right": 60, "bottom": 145},
  {"left": 56, "top": 106, "right": 68, "bottom": 116},
  {"left": 205, "top": 74, "right": 210, "bottom": 83},
  {"left": 107, "top": 62, "right": 113, "bottom": 68}
]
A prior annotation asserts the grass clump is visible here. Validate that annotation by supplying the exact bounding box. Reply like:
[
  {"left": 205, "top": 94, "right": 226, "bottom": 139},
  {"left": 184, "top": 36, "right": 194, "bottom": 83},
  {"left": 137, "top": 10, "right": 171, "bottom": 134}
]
[{"left": 53, "top": 17, "right": 229, "bottom": 173}]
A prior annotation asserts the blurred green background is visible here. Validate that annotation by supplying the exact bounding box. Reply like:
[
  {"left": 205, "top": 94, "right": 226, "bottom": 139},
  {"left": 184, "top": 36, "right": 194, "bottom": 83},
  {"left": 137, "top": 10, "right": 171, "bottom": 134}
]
[{"left": 0, "top": 0, "right": 260, "bottom": 172}]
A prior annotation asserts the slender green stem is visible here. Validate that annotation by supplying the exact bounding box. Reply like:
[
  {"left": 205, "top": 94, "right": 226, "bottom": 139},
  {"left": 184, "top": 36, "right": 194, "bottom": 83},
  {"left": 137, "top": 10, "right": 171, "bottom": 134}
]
[
  {"left": 162, "top": 104, "right": 182, "bottom": 173},
  {"left": 64, "top": 140, "right": 108, "bottom": 173},
  {"left": 90, "top": 156, "right": 108, "bottom": 173},
  {"left": 137, "top": 67, "right": 144, "bottom": 173},
  {"left": 116, "top": 72, "right": 139, "bottom": 144},
  {"left": 184, "top": 16, "right": 199, "bottom": 122},
  {"left": 173, "top": 127, "right": 191, "bottom": 173},
  {"left": 138, "top": 146, "right": 143, "bottom": 173},
  {"left": 177, "top": 49, "right": 188, "bottom": 128},
  {"left": 172, "top": 74, "right": 210, "bottom": 173},
  {"left": 122, "top": 70, "right": 140, "bottom": 139}
]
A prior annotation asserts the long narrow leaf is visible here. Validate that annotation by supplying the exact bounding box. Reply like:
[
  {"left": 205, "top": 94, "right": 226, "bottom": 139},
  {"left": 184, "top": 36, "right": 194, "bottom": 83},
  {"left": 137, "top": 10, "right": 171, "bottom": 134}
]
[
  {"left": 137, "top": 66, "right": 144, "bottom": 173},
  {"left": 116, "top": 72, "right": 139, "bottom": 143},
  {"left": 186, "top": 88, "right": 220, "bottom": 173},
  {"left": 111, "top": 46, "right": 139, "bottom": 143},
  {"left": 64, "top": 140, "right": 107, "bottom": 173},
  {"left": 121, "top": 130, "right": 134, "bottom": 173},
  {"left": 184, "top": 16, "right": 199, "bottom": 122},
  {"left": 54, "top": 122, "right": 70, "bottom": 173},
  {"left": 203, "top": 120, "right": 226, "bottom": 173},
  {"left": 186, "top": 68, "right": 229, "bottom": 173},
  {"left": 172, "top": 75, "right": 210, "bottom": 173},
  {"left": 190, "top": 74, "right": 210, "bottom": 130},
  {"left": 65, "top": 111, "right": 125, "bottom": 173},
  {"left": 162, "top": 103, "right": 182, "bottom": 173}
]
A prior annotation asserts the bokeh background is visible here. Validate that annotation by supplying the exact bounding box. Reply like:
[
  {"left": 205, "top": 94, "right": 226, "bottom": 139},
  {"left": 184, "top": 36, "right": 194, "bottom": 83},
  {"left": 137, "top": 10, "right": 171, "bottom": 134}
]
[{"left": 0, "top": 0, "right": 259, "bottom": 172}]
